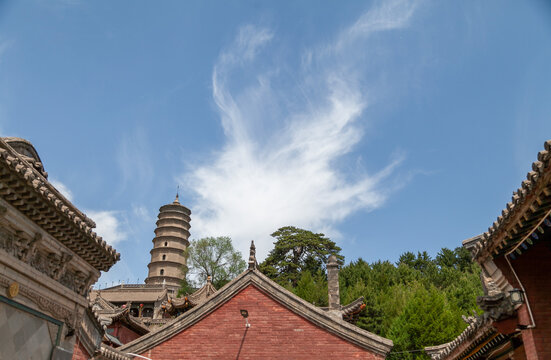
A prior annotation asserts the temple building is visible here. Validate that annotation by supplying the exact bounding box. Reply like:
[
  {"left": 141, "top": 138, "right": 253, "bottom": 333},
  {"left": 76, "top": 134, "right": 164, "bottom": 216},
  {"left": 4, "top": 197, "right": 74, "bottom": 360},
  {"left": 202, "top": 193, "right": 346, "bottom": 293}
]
[
  {"left": 89, "top": 195, "right": 192, "bottom": 333},
  {"left": 6, "top": 133, "right": 551, "bottom": 360},
  {"left": 0, "top": 137, "right": 120, "bottom": 359},
  {"left": 94, "top": 243, "right": 393, "bottom": 360},
  {"left": 425, "top": 140, "right": 551, "bottom": 360},
  {"left": 91, "top": 296, "right": 150, "bottom": 347}
]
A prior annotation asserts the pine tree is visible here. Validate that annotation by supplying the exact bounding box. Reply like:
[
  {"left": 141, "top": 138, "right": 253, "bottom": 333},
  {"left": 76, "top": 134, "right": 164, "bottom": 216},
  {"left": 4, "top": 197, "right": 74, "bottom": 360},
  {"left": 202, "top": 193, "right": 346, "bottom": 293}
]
[
  {"left": 388, "top": 284, "right": 464, "bottom": 359},
  {"left": 260, "top": 226, "right": 343, "bottom": 287},
  {"left": 292, "top": 270, "right": 328, "bottom": 306}
]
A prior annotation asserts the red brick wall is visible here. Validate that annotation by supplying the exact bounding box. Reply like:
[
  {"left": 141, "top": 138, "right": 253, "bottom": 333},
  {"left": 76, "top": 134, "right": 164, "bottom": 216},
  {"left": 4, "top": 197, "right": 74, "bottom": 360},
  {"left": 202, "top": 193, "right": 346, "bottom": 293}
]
[
  {"left": 495, "top": 241, "right": 551, "bottom": 360},
  {"left": 71, "top": 337, "right": 91, "bottom": 360},
  {"left": 108, "top": 322, "right": 142, "bottom": 345},
  {"left": 141, "top": 284, "right": 384, "bottom": 360}
]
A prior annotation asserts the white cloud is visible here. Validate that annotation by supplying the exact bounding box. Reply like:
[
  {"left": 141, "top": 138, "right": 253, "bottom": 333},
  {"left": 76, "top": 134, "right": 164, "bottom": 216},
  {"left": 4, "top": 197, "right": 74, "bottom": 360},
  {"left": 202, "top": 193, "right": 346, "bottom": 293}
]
[
  {"left": 132, "top": 204, "right": 153, "bottom": 223},
  {"left": 47, "top": 179, "right": 128, "bottom": 246},
  {"left": 86, "top": 210, "right": 128, "bottom": 246},
  {"left": 348, "top": 0, "right": 418, "bottom": 39},
  {"left": 50, "top": 179, "right": 74, "bottom": 202},
  {"left": 182, "top": 0, "right": 419, "bottom": 260}
]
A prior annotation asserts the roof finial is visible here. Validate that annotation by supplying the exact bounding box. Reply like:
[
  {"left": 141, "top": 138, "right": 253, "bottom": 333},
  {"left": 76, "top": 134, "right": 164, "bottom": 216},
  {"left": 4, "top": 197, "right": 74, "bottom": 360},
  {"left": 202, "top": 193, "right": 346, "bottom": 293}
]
[
  {"left": 174, "top": 185, "right": 180, "bottom": 204},
  {"left": 248, "top": 240, "right": 257, "bottom": 270}
]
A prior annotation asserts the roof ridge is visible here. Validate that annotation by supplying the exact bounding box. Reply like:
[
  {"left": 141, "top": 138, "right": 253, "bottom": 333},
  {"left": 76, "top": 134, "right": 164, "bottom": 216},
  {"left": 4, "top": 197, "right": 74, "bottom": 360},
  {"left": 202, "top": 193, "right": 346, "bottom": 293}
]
[
  {"left": 473, "top": 140, "right": 551, "bottom": 261},
  {"left": 118, "top": 268, "right": 393, "bottom": 356},
  {"left": 425, "top": 314, "right": 493, "bottom": 360}
]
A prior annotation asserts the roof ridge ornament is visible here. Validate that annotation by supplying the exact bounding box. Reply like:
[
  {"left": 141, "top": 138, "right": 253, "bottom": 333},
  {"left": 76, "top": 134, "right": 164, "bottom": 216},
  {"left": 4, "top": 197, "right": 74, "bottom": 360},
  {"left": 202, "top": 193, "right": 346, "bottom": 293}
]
[
  {"left": 174, "top": 186, "right": 180, "bottom": 204},
  {"left": 248, "top": 241, "right": 257, "bottom": 270},
  {"left": 481, "top": 272, "right": 502, "bottom": 297}
]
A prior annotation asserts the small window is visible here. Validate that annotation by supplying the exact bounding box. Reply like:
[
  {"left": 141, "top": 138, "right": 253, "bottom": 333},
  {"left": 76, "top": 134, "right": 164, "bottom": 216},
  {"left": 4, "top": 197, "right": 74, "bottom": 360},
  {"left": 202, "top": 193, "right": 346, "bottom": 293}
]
[
  {"left": 142, "top": 308, "right": 153, "bottom": 318},
  {"left": 162, "top": 254, "right": 166, "bottom": 260},
  {"left": 164, "top": 242, "right": 168, "bottom": 246},
  {"left": 160, "top": 269, "right": 164, "bottom": 275}
]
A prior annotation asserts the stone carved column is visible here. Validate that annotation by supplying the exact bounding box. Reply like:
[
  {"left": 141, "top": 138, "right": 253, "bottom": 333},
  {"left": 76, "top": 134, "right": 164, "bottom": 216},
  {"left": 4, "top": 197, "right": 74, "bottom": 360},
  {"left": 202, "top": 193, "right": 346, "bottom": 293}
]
[{"left": 327, "top": 254, "right": 340, "bottom": 311}]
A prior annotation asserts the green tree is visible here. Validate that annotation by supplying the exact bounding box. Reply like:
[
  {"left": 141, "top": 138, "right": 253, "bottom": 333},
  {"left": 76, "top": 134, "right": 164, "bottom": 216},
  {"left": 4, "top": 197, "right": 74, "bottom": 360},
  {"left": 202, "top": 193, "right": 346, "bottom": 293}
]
[
  {"left": 445, "top": 270, "right": 483, "bottom": 314},
  {"left": 397, "top": 251, "right": 435, "bottom": 276},
  {"left": 336, "top": 247, "right": 482, "bottom": 340},
  {"left": 341, "top": 279, "right": 385, "bottom": 335},
  {"left": 261, "top": 240, "right": 483, "bottom": 346},
  {"left": 259, "top": 226, "right": 343, "bottom": 287},
  {"left": 387, "top": 284, "right": 464, "bottom": 359},
  {"left": 292, "top": 270, "right": 328, "bottom": 306},
  {"left": 184, "top": 236, "right": 246, "bottom": 289},
  {"left": 339, "top": 258, "right": 372, "bottom": 288},
  {"left": 435, "top": 248, "right": 457, "bottom": 268},
  {"left": 376, "top": 284, "right": 413, "bottom": 337},
  {"left": 454, "top": 247, "right": 477, "bottom": 272},
  {"left": 177, "top": 267, "right": 195, "bottom": 297}
]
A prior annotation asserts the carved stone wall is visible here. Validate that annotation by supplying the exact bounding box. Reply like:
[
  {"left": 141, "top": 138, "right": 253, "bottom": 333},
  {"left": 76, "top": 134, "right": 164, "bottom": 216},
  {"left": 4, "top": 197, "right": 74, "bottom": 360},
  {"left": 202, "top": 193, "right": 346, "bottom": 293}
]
[
  {"left": 0, "top": 197, "right": 101, "bottom": 356},
  {"left": 0, "top": 274, "right": 75, "bottom": 325},
  {"left": 0, "top": 222, "right": 94, "bottom": 297}
]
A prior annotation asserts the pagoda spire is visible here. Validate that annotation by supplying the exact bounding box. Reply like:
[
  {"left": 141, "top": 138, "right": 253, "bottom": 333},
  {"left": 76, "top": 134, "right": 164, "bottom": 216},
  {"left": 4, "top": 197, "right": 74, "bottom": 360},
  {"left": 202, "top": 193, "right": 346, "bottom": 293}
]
[
  {"left": 174, "top": 185, "right": 180, "bottom": 204},
  {"left": 145, "top": 195, "right": 191, "bottom": 293}
]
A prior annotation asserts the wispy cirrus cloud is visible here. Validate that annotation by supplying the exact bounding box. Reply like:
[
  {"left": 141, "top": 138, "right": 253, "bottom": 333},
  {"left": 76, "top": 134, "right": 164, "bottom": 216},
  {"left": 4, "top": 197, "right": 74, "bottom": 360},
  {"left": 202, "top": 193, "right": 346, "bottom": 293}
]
[
  {"left": 117, "top": 126, "right": 154, "bottom": 192},
  {"left": 182, "top": 0, "right": 420, "bottom": 259},
  {"left": 348, "top": 0, "right": 418, "bottom": 38}
]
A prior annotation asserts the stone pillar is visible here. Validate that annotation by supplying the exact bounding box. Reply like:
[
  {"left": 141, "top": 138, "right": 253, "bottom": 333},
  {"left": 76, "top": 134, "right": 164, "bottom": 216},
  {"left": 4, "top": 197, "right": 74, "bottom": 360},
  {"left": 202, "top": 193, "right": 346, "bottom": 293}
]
[{"left": 327, "top": 254, "right": 340, "bottom": 311}]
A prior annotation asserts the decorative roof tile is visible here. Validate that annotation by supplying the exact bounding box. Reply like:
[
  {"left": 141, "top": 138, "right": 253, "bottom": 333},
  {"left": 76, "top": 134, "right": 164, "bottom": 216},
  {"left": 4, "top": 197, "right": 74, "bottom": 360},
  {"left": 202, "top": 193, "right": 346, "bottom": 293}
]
[
  {"left": 90, "top": 295, "right": 150, "bottom": 335},
  {"left": 0, "top": 137, "right": 119, "bottom": 271},
  {"left": 98, "top": 344, "right": 132, "bottom": 360},
  {"left": 472, "top": 140, "right": 551, "bottom": 261},
  {"left": 425, "top": 314, "right": 494, "bottom": 360}
]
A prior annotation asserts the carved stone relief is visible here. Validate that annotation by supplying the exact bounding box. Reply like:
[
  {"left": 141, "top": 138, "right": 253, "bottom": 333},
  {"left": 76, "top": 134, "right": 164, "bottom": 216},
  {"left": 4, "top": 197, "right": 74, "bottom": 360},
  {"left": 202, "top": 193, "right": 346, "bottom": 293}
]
[
  {"left": 0, "top": 227, "right": 17, "bottom": 257},
  {"left": 0, "top": 273, "right": 76, "bottom": 327},
  {"left": 481, "top": 259, "right": 513, "bottom": 293},
  {"left": 0, "top": 224, "right": 90, "bottom": 296},
  {"left": 30, "top": 251, "right": 50, "bottom": 275},
  {"left": 21, "top": 233, "right": 41, "bottom": 262}
]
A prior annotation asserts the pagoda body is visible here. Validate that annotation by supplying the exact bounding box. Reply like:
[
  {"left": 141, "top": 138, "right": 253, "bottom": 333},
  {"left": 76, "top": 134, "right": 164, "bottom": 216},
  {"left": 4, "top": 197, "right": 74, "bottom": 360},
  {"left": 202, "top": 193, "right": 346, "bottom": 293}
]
[{"left": 144, "top": 195, "right": 191, "bottom": 292}]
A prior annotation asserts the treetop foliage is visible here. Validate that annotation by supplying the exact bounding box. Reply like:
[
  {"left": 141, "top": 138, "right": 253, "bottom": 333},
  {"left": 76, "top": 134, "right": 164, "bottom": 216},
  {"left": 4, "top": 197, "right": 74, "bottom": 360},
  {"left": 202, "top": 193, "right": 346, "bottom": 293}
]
[
  {"left": 183, "top": 236, "right": 246, "bottom": 290},
  {"left": 259, "top": 226, "right": 344, "bottom": 287},
  {"left": 258, "top": 226, "right": 483, "bottom": 359}
]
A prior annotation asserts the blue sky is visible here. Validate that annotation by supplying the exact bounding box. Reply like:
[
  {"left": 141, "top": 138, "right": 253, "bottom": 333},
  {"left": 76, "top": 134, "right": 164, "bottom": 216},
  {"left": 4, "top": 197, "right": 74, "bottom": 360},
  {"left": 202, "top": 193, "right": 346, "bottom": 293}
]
[{"left": 1, "top": 0, "right": 551, "bottom": 287}]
